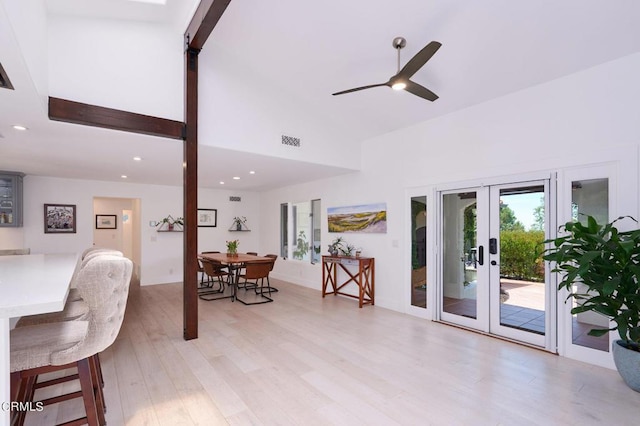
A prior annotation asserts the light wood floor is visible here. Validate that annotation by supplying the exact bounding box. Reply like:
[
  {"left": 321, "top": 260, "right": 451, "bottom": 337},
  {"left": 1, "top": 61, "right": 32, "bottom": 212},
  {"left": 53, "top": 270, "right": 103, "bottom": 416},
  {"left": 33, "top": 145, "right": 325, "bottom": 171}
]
[{"left": 24, "top": 279, "right": 640, "bottom": 425}]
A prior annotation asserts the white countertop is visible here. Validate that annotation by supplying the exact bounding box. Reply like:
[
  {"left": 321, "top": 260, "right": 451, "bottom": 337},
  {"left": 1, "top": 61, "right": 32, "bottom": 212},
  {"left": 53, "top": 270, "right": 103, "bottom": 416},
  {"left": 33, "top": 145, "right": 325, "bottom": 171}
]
[
  {"left": 0, "top": 253, "right": 78, "bottom": 318},
  {"left": 0, "top": 253, "right": 77, "bottom": 426}
]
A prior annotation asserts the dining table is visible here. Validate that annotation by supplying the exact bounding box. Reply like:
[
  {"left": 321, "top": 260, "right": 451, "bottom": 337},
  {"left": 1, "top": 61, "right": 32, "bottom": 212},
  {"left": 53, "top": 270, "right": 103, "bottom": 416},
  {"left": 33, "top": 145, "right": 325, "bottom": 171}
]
[
  {"left": 0, "top": 253, "right": 78, "bottom": 426},
  {"left": 198, "top": 252, "right": 271, "bottom": 302}
]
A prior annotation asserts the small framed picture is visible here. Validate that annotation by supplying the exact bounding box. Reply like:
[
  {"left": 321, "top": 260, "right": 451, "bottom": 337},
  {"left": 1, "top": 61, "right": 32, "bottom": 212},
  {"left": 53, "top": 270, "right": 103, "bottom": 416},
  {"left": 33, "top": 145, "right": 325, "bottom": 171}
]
[
  {"left": 95, "top": 214, "right": 117, "bottom": 229},
  {"left": 44, "top": 204, "right": 77, "bottom": 234},
  {"left": 197, "top": 209, "right": 217, "bottom": 227}
]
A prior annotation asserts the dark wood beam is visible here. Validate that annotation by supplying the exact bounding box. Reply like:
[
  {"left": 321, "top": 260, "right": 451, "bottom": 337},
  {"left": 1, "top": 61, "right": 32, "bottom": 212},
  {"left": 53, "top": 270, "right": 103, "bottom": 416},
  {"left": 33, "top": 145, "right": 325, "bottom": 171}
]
[
  {"left": 183, "top": 46, "right": 199, "bottom": 341},
  {"left": 182, "top": 0, "right": 232, "bottom": 341},
  {"left": 48, "top": 97, "right": 184, "bottom": 140},
  {"left": 185, "top": 0, "right": 232, "bottom": 51}
]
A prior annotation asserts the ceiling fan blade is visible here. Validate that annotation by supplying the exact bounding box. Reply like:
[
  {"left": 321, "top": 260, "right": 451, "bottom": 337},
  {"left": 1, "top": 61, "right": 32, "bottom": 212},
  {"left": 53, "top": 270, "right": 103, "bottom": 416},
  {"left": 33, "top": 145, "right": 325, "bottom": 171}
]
[
  {"left": 404, "top": 80, "right": 438, "bottom": 101},
  {"left": 397, "top": 41, "right": 442, "bottom": 80},
  {"left": 332, "top": 82, "right": 388, "bottom": 96}
]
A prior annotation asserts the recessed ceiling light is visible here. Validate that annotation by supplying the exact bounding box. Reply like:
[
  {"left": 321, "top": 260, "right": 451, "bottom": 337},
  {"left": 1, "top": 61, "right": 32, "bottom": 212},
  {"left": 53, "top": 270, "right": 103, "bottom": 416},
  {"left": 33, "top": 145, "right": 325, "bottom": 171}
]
[
  {"left": 219, "top": 181, "right": 225, "bottom": 185},
  {"left": 233, "top": 176, "right": 240, "bottom": 180},
  {"left": 133, "top": 156, "right": 142, "bottom": 161},
  {"left": 121, "top": 175, "right": 128, "bottom": 179},
  {"left": 12, "top": 125, "right": 27, "bottom": 131},
  {"left": 249, "top": 171, "right": 256, "bottom": 175}
]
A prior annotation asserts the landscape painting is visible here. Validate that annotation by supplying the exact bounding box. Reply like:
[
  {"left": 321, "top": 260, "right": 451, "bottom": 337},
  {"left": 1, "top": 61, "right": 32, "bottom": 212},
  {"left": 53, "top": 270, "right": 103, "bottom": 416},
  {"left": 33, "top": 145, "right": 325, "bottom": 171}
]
[{"left": 328, "top": 203, "right": 387, "bottom": 233}]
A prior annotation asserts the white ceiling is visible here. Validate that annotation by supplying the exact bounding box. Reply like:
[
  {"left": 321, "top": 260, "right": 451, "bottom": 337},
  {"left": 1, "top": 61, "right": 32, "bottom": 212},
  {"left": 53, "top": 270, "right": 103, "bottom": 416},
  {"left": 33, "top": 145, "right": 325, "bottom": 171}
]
[{"left": 1, "top": 0, "right": 640, "bottom": 190}]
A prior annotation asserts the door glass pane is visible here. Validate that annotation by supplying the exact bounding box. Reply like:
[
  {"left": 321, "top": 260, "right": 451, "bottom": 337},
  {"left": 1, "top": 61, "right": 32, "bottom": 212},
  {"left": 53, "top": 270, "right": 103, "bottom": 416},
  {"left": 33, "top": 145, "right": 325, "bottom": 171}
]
[
  {"left": 571, "top": 178, "right": 609, "bottom": 351},
  {"left": 292, "top": 201, "right": 311, "bottom": 261},
  {"left": 280, "top": 203, "right": 288, "bottom": 258},
  {"left": 311, "top": 199, "right": 321, "bottom": 264},
  {"left": 443, "top": 192, "right": 477, "bottom": 319},
  {"left": 411, "top": 196, "right": 427, "bottom": 308},
  {"left": 498, "top": 186, "right": 546, "bottom": 335},
  {"left": 0, "top": 177, "right": 15, "bottom": 225}
]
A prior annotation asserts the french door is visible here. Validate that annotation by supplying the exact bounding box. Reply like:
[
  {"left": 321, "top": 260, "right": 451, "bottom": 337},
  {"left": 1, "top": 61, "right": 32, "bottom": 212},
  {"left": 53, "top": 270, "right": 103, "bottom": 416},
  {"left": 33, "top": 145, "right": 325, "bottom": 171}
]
[{"left": 438, "top": 179, "right": 555, "bottom": 349}]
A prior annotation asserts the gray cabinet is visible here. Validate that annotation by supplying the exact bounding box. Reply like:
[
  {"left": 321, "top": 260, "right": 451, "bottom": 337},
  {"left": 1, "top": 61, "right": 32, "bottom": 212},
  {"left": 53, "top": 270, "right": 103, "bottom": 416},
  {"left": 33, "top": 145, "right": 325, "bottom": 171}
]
[{"left": 0, "top": 171, "right": 24, "bottom": 227}]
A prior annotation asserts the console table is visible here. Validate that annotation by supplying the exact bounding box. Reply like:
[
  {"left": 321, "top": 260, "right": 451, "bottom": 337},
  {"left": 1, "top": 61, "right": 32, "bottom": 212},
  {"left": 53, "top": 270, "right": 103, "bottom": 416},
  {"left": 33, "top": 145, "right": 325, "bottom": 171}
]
[{"left": 322, "top": 255, "right": 375, "bottom": 308}]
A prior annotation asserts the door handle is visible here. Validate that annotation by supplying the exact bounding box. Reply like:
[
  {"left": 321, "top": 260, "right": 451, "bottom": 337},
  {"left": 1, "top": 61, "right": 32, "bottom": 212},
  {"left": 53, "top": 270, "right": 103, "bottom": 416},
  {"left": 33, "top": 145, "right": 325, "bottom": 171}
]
[
  {"left": 489, "top": 238, "right": 497, "bottom": 254},
  {"left": 478, "top": 245, "right": 484, "bottom": 266}
]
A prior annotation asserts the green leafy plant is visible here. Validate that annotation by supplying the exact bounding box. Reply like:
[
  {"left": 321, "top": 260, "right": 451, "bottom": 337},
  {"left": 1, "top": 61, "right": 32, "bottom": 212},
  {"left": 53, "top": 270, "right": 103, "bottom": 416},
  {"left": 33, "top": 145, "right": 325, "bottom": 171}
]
[
  {"left": 500, "top": 230, "right": 545, "bottom": 281},
  {"left": 328, "top": 236, "right": 345, "bottom": 256},
  {"left": 157, "top": 215, "right": 183, "bottom": 230},
  {"left": 293, "top": 230, "right": 309, "bottom": 260},
  {"left": 339, "top": 243, "right": 355, "bottom": 257},
  {"left": 226, "top": 239, "right": 239, "bottom": 254},
  {"left": 542, "top": 215, "right": 640, "bottom": 351}
]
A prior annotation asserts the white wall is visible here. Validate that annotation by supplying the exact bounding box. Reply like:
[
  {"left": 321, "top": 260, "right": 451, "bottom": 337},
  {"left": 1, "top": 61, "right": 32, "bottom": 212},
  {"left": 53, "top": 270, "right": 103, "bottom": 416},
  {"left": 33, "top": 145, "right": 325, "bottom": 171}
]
[
  {"left": 198, "top": 46, "right": 362, "bottom": 171},
  {"left": 47, "top": 15, "right": 184, "bottom": 120},
  {"left": 260, "top": 53, "right": 640, "bottom": 313},
  {"left": 93, "top": 197, "right": 133, "bottom": 252},
  {"left": 23, "top": 176, "right": 260, "bottom": 285},
  {"left": 2, "top": 0, "right": 48, "bottom": 107}
]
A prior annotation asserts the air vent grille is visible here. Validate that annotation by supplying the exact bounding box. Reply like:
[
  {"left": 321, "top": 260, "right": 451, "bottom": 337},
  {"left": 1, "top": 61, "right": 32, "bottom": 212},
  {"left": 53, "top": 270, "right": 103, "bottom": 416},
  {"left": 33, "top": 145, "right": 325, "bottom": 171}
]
[
  {"left": 281, "top": 134, "right": 301, "bottom": 147},
  {"left": 229, "top": 196, "right": 241, "bottom": 202}
]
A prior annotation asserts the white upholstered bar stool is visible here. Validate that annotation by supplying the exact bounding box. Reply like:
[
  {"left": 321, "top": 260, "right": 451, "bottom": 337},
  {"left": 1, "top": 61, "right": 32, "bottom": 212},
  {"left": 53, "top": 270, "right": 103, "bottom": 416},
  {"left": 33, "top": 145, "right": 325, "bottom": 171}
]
[
  {"left": 10, "top": 255, "right": 133, "bottom": 426},
  {"left": 14, "top": 250, "right": 123, "bottom": 328}
]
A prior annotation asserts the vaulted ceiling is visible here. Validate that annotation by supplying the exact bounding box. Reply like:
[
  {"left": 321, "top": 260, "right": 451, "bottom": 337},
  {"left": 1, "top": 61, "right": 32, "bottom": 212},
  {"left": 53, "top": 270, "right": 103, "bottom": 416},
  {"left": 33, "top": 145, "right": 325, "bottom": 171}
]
[{"left": 1, "top": 0, "right": 639, "bottom": 190}]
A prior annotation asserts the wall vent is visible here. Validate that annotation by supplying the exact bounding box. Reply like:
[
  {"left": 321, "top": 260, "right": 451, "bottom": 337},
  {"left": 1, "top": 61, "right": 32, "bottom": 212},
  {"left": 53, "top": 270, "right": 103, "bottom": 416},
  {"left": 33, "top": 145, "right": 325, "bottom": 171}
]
[
  {"left": 229, "top": 196, "right": 241, "bottom": 202},
  {"left": 281, "top": 134, "right": 301, "bottom": 147},
  {"left": 0, "top": 63, "right": 14, "bottom": 90}
]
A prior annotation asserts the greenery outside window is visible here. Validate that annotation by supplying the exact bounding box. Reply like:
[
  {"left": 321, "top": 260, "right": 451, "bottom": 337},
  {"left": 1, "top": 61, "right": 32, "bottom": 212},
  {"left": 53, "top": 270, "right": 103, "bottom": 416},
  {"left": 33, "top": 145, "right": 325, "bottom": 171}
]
[{"left": 280, "top": 199, "right": 321, "bottom": 263}]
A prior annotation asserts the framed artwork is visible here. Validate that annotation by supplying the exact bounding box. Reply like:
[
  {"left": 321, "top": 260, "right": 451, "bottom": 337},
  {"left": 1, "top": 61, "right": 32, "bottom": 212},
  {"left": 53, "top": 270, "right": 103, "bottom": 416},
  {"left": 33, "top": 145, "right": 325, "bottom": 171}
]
[
  {"left": 197, "top": 208, "right": 217, "bottom": 227},
  {"left": 44, "top": 204, "right": 77, "bottom": 234},
  {"left": 327, "top": 202, "right": 387, "bottom": 233},
  {"left": 95, "top": 214, "right": 117, "bottom": 229}
]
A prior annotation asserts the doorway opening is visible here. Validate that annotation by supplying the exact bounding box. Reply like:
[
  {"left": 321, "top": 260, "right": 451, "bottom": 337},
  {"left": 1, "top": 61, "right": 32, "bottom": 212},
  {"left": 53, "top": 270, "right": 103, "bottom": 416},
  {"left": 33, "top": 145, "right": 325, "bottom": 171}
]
[{"left": 93, "top": 197, "right": 142, "bottom": 281}]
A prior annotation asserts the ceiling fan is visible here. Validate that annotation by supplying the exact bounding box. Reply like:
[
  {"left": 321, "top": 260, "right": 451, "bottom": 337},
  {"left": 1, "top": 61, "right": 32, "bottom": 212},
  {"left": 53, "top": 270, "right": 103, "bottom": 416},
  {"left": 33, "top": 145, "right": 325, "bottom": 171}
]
[{"left": 332, "top": 37, "right": 441, "bottom": 101}]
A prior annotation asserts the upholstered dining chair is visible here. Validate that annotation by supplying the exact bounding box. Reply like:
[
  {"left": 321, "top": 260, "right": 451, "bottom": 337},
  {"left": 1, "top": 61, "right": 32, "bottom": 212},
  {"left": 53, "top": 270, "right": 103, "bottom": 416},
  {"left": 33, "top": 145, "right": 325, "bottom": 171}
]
[
  {"left": 199, "top": 258, "right": 229, "bottom": 294},
  {"left": 10, "top": 254, "right": 133, "bottom": 426},
  {"left": 258, "top": 254, "right": 279, "bottom": 294},
  {"left": 198, "top": 251, "right": 221, "bottom": 288},
  {"left": 236, "top": 260, "right": 274, "bottom": 305}
]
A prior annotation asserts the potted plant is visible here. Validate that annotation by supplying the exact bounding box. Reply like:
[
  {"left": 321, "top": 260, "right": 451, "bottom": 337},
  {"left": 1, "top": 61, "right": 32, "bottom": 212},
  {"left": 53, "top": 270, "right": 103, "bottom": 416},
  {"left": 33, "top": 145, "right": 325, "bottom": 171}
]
[
  {"left": 328, "top": 236, "right": 345, "bottom": 256},
  {"left": 339, "top": 243, "right": 355, "bottom": 257},
  {"left": 232, "top": 216, "right": 247, "bottom": 231},
  {"left": 542, "top": 215, "right": 640, "bottom": 392},
  {"left": 226, "top": 239, "right": 239, "bottom": 257},
  {"left": 157, "top": 215, "right": 183, "bottom": 231}
]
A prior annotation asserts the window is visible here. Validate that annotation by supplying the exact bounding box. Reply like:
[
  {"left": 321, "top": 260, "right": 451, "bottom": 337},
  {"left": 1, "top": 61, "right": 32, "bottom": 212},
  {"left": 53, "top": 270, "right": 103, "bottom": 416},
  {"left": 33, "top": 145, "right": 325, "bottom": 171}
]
[{"left": 280, "top": 199, "right": 321, "bottom": 263}]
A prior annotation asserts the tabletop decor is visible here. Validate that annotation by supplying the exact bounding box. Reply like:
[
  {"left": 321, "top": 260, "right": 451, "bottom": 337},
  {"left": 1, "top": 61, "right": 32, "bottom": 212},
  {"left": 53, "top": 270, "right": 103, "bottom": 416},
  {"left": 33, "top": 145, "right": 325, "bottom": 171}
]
[
  {"left": 44, "top": 203, "right": 76, "bottom": 233},
  {"left": 157, "top": 215, "right": 183, "bottom": 231},
  {"left": 232, "top": 216, "right": 247, "bottom": 231},
  {"left": 226, "top": 239, "right": 239, "bottom": 256}
]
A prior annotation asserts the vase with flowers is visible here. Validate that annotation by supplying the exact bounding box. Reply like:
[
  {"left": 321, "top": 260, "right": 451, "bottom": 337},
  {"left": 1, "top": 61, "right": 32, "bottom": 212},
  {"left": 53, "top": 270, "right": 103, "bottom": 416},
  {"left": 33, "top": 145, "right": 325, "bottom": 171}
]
[{"left": 226, "top": 239, "right": 239, "bottom": 257}]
